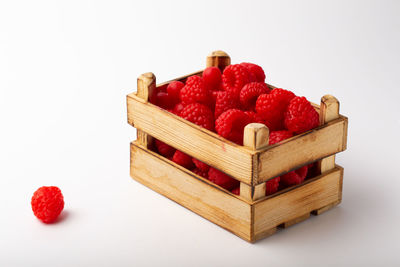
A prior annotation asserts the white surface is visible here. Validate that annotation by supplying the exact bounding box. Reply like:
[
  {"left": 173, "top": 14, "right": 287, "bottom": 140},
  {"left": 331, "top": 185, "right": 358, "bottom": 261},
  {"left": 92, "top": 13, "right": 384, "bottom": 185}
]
[{"left": 1, "top": 0, "right": 399, "bottom": 266}]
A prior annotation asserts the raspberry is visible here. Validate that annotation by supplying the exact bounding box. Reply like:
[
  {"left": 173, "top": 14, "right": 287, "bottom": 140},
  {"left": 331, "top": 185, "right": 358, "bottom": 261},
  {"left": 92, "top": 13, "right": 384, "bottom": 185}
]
[
  {"left": 180, "top": 103, "right": 214, "bottom": 131},
  {"left": 284, "top": 96, "right": 320, "bottom": 134},
  {"left": 255, "top": 89, "right": 296, "bottom": 130},
  {"left": 269, "top": 130, "right": 293, "bottom": 145},
  {"left": 244, "top": 111, "right": 265, "bottom": 124},
  {"left": 306, "top": 162, "right": 319, "bottom": 178},
  {"left": 167, "top": 81, "right": 184, "bottom": 104},
  {"left": 156, "top": 91, "right": 175, "bottom": 109},
  {"left": 192, "top": 158, "right": 210, "bottom": 172},
  {"left": 171, "top": 102, "right": 184, "bottom": 116},
  {"left": 266, "top": 177, "right": 280, "bottom": 195},
  {"left": 203, "top": 67, "right": 222, "bottom": 91},
  {"left": 155, "top": 139, "right": 175, "bottom": 157},
  {"left": 240, "top": 63, "right": 266, "bottom": 83},
  {"left": 231, "top": 187, "right": 240, "bottom": 195},
  {"left": 239, "top": 82, "right": 270, "bottom": 110},
  {"left": 172, "top": 150, "right": 194, "bottom": 169},
  {"left": 215, "top": 109, "right": 252, "bottom": 145},
  {"left": 31, "top": 186, "right": 64, "bottom": 223},
  {"left": 208, "top": 167, "right": 239, "bottom": 191},
  {"left": 280, "top": 165, "right": 308, "bottom": 187},
  {"left": 180, "top": 75, "right": 211, "bottom": 106},
  {"left": 193, "top": 168, "right": 209, "bottom": 179},
  {"left": 214, "top": 91, "right": 240, "bottom": 119},
  {"left": 222, "top": 64, "right": 250, "bottom": 95}
]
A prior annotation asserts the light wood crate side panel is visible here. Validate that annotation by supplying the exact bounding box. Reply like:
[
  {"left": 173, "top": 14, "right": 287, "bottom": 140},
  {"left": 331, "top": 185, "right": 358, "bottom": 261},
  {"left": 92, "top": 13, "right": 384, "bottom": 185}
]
[
  {"left": 258, "top": 117, "right": 347, "bottom": 183},
  {"left": 253, "top": 166, "right": 343, "bottom": 239},
  {"left": 127, "top": 94, "right": 254, "bottom": 184},
  {"left": 130, "top": 142, "right": 252, "bottom": 241}
]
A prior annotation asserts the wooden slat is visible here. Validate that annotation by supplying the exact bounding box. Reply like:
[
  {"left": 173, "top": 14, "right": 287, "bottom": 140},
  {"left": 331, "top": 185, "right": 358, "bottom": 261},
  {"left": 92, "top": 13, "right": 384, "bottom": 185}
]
[
  {"left": 130, "top": 141, "right": 252, "bottom": 241},
  {"left": 257, "top": 117, "right": 347, "bottom": 184},
  {"left": 240, "top": 123, "right": 269, "bottom": 201},
  {"left": 135, "top": 73, "right": 157, "bottom": 148},
  {"left": 127, "top": 93, "right": 255, "bottom": 185},
  {"left": 253, "top": 166, "right": 343, "bottom": 242},
  {"left": 318, "top": 95, "right": 340, "bottom": 173}
]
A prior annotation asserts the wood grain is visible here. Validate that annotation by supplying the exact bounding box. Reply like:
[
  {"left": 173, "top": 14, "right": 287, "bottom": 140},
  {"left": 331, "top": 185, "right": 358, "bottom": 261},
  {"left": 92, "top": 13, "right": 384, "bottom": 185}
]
[
  {"left": 253, "top": 166, "right": 343, "bottom": 242},
  {"left": 127, "top": 93, "right": 255, "bottom": 185},
  {"left": 241, "top": 123, "right": 269, "bottom": 201},
  {"left": 130, "top": 141, "right": 252, "bottom": 241},
  {"left": 257, "top": 117, "right": 347, "bottom": 184},
  {"left": 206, "top": 50, "right": 231, "bottom": 70},
  {"left": 318, "top": 95, "right": 340, "bottom": 173}
]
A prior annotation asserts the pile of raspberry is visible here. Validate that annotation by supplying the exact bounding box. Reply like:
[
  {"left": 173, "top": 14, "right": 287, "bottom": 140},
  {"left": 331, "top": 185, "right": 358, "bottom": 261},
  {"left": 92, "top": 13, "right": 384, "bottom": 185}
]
[{"left": 151, "top": 63, "right": 320, "bottom": 196}]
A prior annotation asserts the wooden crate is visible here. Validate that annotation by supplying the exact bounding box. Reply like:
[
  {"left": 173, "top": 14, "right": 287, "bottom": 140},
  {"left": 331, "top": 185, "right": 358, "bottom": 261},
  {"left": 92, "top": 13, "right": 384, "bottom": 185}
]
[{"left": 127, "top": 51, "right": 348, "bottom": 242}]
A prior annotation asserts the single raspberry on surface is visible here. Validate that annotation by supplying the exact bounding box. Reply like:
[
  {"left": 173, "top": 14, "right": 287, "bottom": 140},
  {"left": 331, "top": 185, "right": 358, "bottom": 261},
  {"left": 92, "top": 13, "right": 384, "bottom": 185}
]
[
  {"left": 193, "top": 168, "right": 209, "bottom": 179},
  {"left": 231, "top": 187, "right": 240, "bottom": 195},
  {"left": 155, "top": 91, "right": 175, "bottom": 109},
  {"left": 155, "top": 139, "right": 176, "bottom": 157},
  {"left": 269, "top": 130, "right": 293, "bottom": 145},
  {"left": 203, "top": 67, "right": 222, "bottom": 91},
  {"left": 208, "top": 167, "right": 239, "bottom": 191},
  {"left": 180, "top": 103, "right": 214, "bottom": 131},
  {"left": 284, "top": 96, "right": 319, "bottom": 134},
  {"left": 215, "top": 109, "right": 252, "bottom": 145},
  {"left": 172, "top": 150, "right": 194, "bottom": 169},
  {"left": 167, "top": 81, "right": 185, "bottom": 104},
  {"left": 31, "top": 186, "right": 64, "bottom": 224},
  {"left": 239, "top": 82, "right": 270, "bottom": 110},
  {"left": 266, "top": 177, "right": 280, "bottom": 195},
  {"left": 222, "top": 64, "right": 250, "bottom": 95},
  {"left": 214, "top": 91, "right": 240, "bottom": 119},
  {"left": 240, "top": 62, "right": 266, "bottom": 83},
  {"left": 180, "top": 75, "right": 211, "bottom": 106},
  {"left": 192, "top": 158, "right": 210, "bottom": 172},
  {"left": 280, "top": 165, "right": 308, "bottom": 187},
  {"left": 255, "top": 88, "right": 296, "bottom": 130}
]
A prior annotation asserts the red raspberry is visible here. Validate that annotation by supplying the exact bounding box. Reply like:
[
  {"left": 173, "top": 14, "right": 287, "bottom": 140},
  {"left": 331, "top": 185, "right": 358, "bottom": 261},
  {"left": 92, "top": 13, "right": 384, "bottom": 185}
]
[
  {"left": 231, "top": 187, "right": 240, "bottom": 195},
  {"left": 167, "top": 81, "right": 184, "bottom": 104},
  {"left": 208, "top": 167, "right": 239, "bottom": 191},
  {"left": 239, "top": 82, "right": 270, "bottom": 110},
  {"left": 306, "top": 162, "right": 319, "bottom": 178},
  {"left": 31, "top": 186, "right": 64, "bottom": 223},
  {"left": 193, "top": 168, "right": 209, "bottom": 179},
  {"left": 180, "top": 75, "right": 211, "bottom": 106},
  {"left": 203, "top": 67, "right": 222, "bottom": 91},
  {"left": 180, "top": 103, "right": 214, "bottom": 131},
  {"left": 269, "top": 130, "right": 293, "bottom": 145},
  {"left": 240, "top": 62, "right": 266, "bottom": 83},
  {"left": 192, "top": 158, "right": 210, "bottom": 172},
  {"left": 284, "top": 96, "right": 320, "bottom": 134},
  {"left": 244, "top": 111, "right": 265, "bottom": 124},
  {"left": 266, "top": 177, "right": 280, "bottom": 195},
  {"left": 255, "top": 89, "right": 296, "bottom": 130},
  {"left": 280, "top": 165, "right": 308, "bottom": 187},
  {"left": 215, "top": 109, "right": 252, "bottom": 145},
  {"left": 222, "top": 64, "right": 250, "bottom": 95},
  {"left": 171, "top": 102, "right": 184, "bottom": 116},
  {"left": 172, "top": 150, "right": 194, "bottom": 169},
  {"left": 214, "top": 91, "right": 240, "bottom": 119},
  {"left": 156, "top": 91, "right": 175, "bottom": 109},
  {"left": 155, "top": 139, "right": 175, "bottom": 157}
]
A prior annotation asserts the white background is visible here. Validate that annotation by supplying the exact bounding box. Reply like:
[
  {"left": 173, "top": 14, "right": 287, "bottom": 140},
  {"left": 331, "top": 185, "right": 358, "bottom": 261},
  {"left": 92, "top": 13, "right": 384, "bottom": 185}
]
[{"left": 1, "top": 0, "right": 399, "bottom": 266}]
